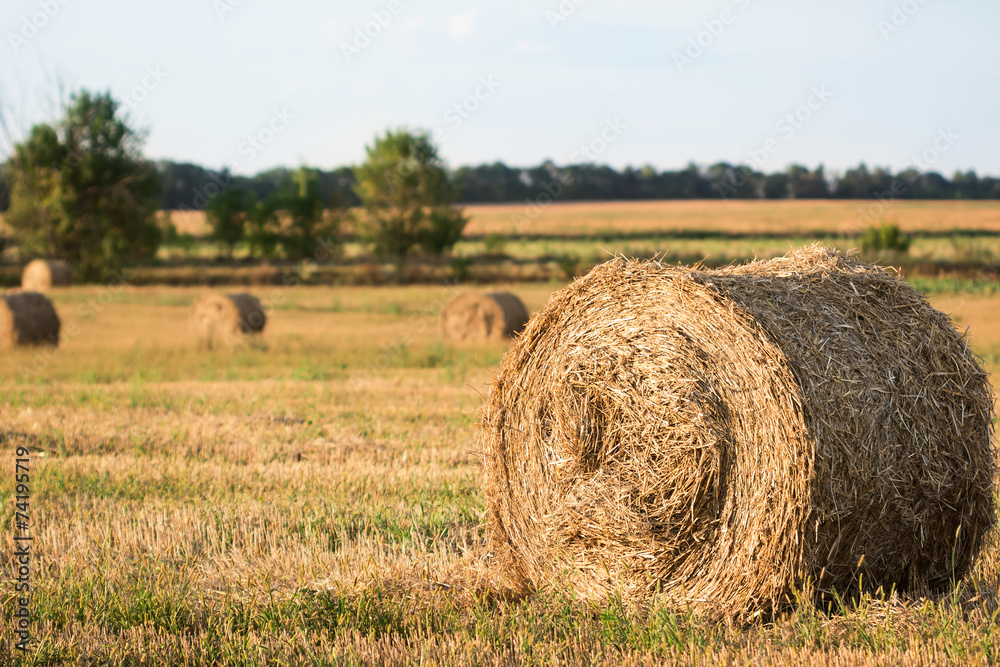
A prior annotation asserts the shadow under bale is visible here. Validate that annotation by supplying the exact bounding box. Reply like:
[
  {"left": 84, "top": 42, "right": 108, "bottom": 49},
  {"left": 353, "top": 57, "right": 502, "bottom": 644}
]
[{"left": 481, "top": 245, "right": 995, "bottom": 620}]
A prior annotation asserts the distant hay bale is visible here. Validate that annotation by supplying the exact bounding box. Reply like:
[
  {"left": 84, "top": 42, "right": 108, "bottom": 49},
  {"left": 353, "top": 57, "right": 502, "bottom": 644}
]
[
  {"left": 21, "top": 260, "right": 73, "bottom": 292},
  {"left": 191, "top": 293, "right": 266, "bottom": 348},
  {"left": 440, "top": 292, "right": 529, "bottom": 342},
  {"left": 481, "top": 245, "right": 995, "bottom": 619},
  {"left": 0, "top": 292, "right": 61, "bottom": 348}
]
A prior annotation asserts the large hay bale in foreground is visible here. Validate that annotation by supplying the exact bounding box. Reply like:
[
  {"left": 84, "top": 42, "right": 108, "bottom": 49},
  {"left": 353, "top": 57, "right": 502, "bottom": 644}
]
[
  {"left": 191, "top": 293, "right": 266, "bottom": 348},
  {"left": 441, "top": 292, "right": 529, "bottom": 342},
  {"left": 482, "top": 245, "right": 995, "bottom": 619},
  {"left": 21, "top": 259, "right": 73, "bottom": 292},
  {"left": 0, "top": 292, "right": 61, "bottom": 348}
]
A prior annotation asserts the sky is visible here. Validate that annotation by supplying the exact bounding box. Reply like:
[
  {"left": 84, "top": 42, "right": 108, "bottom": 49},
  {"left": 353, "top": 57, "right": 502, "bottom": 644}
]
[{"left": 1, "top": 0, "right": 998, "bottom": 177}]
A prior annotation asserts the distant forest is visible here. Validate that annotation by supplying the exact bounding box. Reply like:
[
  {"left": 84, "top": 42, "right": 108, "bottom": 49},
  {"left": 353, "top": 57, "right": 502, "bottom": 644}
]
[{"left": 3, "top": 160, "right": 1000, "bottom": 213}]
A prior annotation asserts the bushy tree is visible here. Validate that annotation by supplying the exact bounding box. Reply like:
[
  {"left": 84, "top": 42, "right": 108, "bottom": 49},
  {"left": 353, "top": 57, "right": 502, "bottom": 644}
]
[
  {"left": 278, "top": 167, "right": 342, "bottom": 260},
  {"left": 240, "top": 167, "right": 343, "bottom": 261},
  {"left": 205, "top": 179, "right": 251, "bottom": 259},
  {"left": 353, "top": 129, "right": 467, "bottom": 271},
  {"left": 2, "top": 90, "right": 161, "bottom": 280},
  {"left": 245, "top": 196, "right": 282, "bottom": 260}
]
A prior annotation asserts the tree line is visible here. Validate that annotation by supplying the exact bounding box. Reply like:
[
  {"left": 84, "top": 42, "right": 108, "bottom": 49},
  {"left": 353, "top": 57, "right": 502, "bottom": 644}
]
[
  {"left": 3, "top": 87, "right": 1000, "bottom": 282},
  {"left": 139, "top": 160, "right": 1000, "bottom": 211},
  {"left": 6, "top": 146, "right": 998, "bottom": 217}
]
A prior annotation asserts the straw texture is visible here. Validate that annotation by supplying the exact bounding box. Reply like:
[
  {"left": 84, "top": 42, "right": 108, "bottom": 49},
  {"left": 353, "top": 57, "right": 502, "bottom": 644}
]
[
  {"left": 190, "top": 293, "right": 266, "bottom": 348},
  {"left": 21, "top": 259, "right": 73, "bottom": 292},
  {"left": 441, "top": 292, "right": 529, "bottom": 342},
  {"left": 0, "top": 291, "right": 61, "bottom": 348},
  {"left": 481, "top": 245, "right": 995, "bottom": 619}
]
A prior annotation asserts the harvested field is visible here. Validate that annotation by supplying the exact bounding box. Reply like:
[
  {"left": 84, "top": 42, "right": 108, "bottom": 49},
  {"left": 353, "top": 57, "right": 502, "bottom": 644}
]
[
  {"left": 464, "top": 200, "right": 1000, "bottom": 237},
  {"left": 0, "top": 280, "right": 999, "bottom": 664},
  {"left": 141, "top": 200, "right": 1000, "bottom": 239}
]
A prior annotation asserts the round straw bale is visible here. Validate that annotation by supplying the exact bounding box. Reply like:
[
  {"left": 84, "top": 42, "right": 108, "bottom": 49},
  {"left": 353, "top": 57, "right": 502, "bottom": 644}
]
[
  {"left": 191, "top": 293, "right": 266, "bottom": 348},
  {"left": 441, "top": 292, "right": 529, "bottom": 342},
  {"left": 481, "top": 245, "right": 995, "bottom": 619},
  {"left": 0, "top": 291, "right": 61, "bottom": 348},
  {"left": 21, "top": 259, "right": 73, "bottom": 292}
]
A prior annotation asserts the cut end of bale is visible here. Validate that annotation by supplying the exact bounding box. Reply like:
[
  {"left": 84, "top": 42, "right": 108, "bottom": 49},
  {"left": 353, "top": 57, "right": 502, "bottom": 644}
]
[
  {"left": 21, "top": 259, "right": 73, "bottom": 292},
  {"left": 480, "top": 244, "right": 996, "bottom": 619},
  {"left": 191, "top": 293, "right": 267, "bottom": 349},
  {"left": 440, "top": 292, "right": 529, "bottom": 342},
  {"left": 0, "top": 291, "right": 61, "bottom": 348}
]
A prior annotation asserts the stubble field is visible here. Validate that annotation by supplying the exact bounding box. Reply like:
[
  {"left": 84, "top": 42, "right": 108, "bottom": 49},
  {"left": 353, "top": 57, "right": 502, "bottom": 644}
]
[{"left": 1, "top": 276, "right": 999, "bottom": 665}]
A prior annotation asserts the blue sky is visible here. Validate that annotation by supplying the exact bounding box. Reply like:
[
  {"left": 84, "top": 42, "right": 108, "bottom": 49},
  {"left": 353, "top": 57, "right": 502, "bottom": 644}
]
[{"left": 2, "top": 0, "right": 997, "bottom": 177}]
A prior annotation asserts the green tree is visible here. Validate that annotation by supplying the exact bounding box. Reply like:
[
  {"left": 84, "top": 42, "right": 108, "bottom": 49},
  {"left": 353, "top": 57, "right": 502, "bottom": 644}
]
[
  {"left": 2, "top": 89, "right": 161, "bottom": 280},
  {"left": 246, "top": 196, "right": 282, "bottom": 260},
  {"left": 205, "top": 180, "right": 251, "bottom": 259},
  {"left": 277, "top": 167, "right": 342, "bottom": 260},
  {"left": 353, "top": 129, "right": 467, "bottom": 273}
]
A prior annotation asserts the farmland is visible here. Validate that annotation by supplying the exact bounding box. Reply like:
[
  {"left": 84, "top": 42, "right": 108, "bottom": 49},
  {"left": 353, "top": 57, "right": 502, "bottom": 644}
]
[
  {"left": 0, "top": 276, "right": 999, "bottom": 665},
  {"left": 2, "top": 201, "right": 1000, "bottom": 665},
  {"left": 161, "top": 200, "right": 1000, "bottom": 238}
]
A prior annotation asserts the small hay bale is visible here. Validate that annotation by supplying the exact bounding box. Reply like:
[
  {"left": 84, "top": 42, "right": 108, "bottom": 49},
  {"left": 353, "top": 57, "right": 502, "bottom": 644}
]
[
  {"left": 21, "top": 259, "right": 73, "bottom": 292},
  {"left": 481, "top": 245, "right": 995, "bottom": 619},
  {"left": 0, "top": 291, "right": 61, "bottom": 348},
  {"left": 440, "top": 292, "right": 529, "bottom": 342},
  {"left": 191, "top": 293, "right": 266, "bottom": 348}
]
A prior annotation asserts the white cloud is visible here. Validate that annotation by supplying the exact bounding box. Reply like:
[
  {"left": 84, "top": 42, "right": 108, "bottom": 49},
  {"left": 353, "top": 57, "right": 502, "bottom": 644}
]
[
  {"left": 448, "top": 10, "right": 478, "bottom": 41},
  {"left": 516, "top": 40, "right": 533, "bottom": 53}
]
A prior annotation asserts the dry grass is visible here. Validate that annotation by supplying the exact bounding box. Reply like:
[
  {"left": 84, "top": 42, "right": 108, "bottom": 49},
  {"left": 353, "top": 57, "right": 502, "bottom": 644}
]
[{"left": 0, "top": 279, "right": 998, "bottom": 665}]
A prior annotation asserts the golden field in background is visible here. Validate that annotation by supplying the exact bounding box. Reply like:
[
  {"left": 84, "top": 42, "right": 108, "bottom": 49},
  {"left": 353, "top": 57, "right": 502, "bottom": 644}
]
[{"left": 8, "top": 199, "right": 985, "bottom": 239}]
